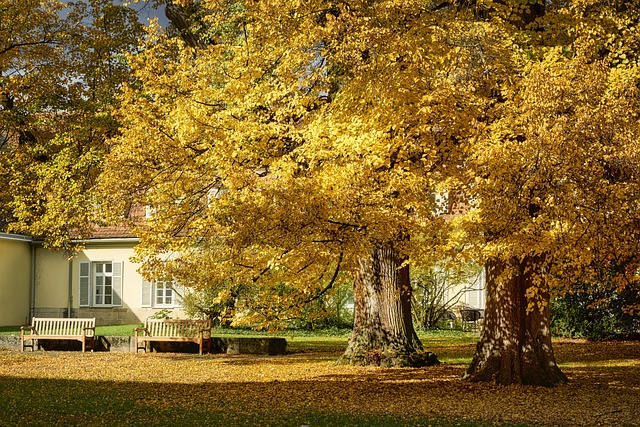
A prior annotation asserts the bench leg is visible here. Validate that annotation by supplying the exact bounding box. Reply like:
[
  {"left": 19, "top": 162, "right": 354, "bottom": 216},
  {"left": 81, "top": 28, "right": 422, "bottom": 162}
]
[
  {"left": 135, "top": 338, "right": 147, "bottom": 353},
  {"left": 22, "top": 338, "right": 35, "bottom": 352},
  {"left": 199, "top": 337, "right": 212, "bottom": 355}
]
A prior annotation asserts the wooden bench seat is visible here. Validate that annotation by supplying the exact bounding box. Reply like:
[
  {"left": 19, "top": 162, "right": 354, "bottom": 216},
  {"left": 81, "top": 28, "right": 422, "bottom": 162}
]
[
  {"left": 134, "top": 319, "right": 212, "bottom": 355},
  {"left": 21, "top": 317, "right": 96, "bottom": 352}
]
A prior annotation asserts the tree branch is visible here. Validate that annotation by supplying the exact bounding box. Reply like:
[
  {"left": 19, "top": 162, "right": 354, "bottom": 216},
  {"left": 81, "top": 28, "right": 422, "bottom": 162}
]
[
  {"left": 0, "top": 39, "right": 61, "bottom": 56},
  {"left": 302, "top": 251, "right": 344, "bottom": 304}
]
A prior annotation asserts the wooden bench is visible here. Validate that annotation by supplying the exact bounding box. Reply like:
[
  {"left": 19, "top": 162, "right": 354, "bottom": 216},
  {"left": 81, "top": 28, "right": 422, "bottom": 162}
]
[
  {"left": 21, "top": 317, "right": 96, "bottom": 352},
  {"left": 460, "top": 308, "right": 484, "bottom": 332},
  {"left": 134, "top": 319, "right": 212, "bottom": 355}
]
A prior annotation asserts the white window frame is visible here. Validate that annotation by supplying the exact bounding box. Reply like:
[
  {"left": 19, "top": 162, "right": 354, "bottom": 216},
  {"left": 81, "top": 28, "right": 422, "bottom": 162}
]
[
  {"left": 79, "top": 261, "right": 123, "bottom": 308},
  {"left": 141, "top": 279, "right": 182, "bottom": 309},
  {"left": 93, "top": 262, "right": 114, "bottom": 307},
  {"left": 154, "top": 281, "right": 174, "bottom": 307}
]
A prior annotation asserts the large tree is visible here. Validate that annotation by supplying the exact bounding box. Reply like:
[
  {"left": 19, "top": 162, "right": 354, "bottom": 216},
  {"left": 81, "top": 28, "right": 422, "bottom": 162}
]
[
  {"left": 102, "top": 0, "right": 640, "bottom": 377},
  {"left": 0, "top": 0, "right": 144, "bottom": 248},
  {"left": 459, "top": 0, "right": 640, "bottom": 386},
  {"left": 463, "top": 58, "right": 640, "bottom": 385},
  {"left": 101, "top": 0, "right": 516, "bottom": 366}
]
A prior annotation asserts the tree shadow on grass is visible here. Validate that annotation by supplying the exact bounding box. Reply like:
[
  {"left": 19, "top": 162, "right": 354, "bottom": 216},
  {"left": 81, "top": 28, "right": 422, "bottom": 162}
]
[
  {"left": 1, "top": 350, "right": 639, "bottom": 427},
  {"left": 553, "top": 339, "right": 640, "bottom": 364},
  {"left": 1, "top": 339, "right": 639, "bottom": 426},
  {"left": 0, "top": 375, "right": 506, "bottom": 427}
]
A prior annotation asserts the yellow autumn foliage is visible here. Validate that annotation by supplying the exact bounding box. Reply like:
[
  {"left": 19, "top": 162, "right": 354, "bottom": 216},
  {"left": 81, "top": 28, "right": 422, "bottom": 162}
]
[
  {"left": 98, "top": 0, "right": 640, "bottom": 322},
  {"left": 0, "top": 0, "right": 144, "bottom": 248}
]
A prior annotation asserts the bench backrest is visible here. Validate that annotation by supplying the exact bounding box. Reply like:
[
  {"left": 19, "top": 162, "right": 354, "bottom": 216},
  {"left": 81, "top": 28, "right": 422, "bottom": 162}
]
[
  {"left": 145, "top": 319, "right": 211, "bottom": 338},
  {"left": 32, "top": 318, "right": 95, "bottom": 336}
]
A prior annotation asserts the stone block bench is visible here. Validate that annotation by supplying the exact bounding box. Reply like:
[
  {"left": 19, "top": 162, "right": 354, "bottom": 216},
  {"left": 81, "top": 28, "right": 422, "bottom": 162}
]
[{"left": 216, "top": 337, "right": 287, "bottom": 355}]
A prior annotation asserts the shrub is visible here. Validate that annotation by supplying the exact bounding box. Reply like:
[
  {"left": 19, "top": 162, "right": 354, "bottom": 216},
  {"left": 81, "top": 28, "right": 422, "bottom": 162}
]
[
  {"left": 180, "top": 284, "right": 240, "bottom": 326},
  {"left": 551, "top": 288, "right": 640, "bottom": 341}
]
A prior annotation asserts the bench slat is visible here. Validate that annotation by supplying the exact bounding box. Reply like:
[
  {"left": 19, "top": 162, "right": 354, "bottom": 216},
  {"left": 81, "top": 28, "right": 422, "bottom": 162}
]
[{"left": 33, "top": 318, "right": 94, "bottom": 336}]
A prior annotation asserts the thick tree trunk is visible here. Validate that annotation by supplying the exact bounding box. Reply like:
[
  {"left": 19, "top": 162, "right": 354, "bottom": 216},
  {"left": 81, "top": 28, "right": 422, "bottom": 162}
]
[
  {"left": 339, "top": 246, "right": 437, "bottom": 367},
  {"left": 464, "top": 257, "right": 568, "bottom": 386},
  {"left": 165, "top": 1, "right": 208, "bottom": 49}
]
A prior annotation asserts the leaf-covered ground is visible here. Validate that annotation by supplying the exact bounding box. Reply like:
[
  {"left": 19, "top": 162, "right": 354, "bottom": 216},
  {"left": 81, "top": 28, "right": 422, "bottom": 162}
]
[{"left": 0, "top": 338, "right": 638, "bottom": 426}]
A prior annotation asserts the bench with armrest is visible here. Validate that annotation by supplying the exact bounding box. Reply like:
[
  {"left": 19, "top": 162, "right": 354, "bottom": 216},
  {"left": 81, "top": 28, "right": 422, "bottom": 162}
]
[
  {"left": 21, "top": 317, "right": 96, "bottom": 352},
  {"left": 460, "top": 308, "right": 484, "bottom": 331},
  {"left": 134, "top": 319, "right": 212, "bottom": 355}
]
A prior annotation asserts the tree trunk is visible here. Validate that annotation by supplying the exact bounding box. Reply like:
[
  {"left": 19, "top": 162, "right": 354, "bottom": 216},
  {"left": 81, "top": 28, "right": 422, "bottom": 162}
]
[
  {"left": 339, "top": 245, "right": 437, "bottom": 367},
  {"left": 165, "top": 1, "right": 208, "bottom": 49},
  {"left": 464, "top": 257, "right": 568, "bottom": 386}
]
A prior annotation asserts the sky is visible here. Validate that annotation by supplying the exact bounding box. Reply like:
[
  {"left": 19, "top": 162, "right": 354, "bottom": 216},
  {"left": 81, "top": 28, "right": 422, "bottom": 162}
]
[
  {"left": 58, "top": 1, "right": 170, "bottom": 28},
  {"left": 129, "top": 0, "right": 169, "bottom": 27}
]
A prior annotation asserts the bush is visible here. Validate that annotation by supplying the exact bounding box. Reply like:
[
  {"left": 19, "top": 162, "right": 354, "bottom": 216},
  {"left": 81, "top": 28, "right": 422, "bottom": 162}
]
[
  {"left": 551, "top": 288, "right": 640, "bottom": 341},
  {"left": 287, "top": 281, "right": 354, "bottom": 331},
  {"left": 181, "top": 284, "right": 239, "bottom": 326}
]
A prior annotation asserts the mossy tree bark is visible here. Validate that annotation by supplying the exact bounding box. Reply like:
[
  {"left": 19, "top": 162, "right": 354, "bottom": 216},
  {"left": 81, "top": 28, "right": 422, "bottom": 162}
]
[
  {"left": 340, "top": 245, "right": 430, "bottom": 367},
  {"left": 464, "top": 257, "right": 568, "bottom": 386}
]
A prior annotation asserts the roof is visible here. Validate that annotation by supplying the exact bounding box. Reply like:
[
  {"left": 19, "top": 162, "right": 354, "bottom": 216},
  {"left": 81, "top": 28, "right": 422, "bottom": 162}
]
[
  {"left": 83, "top": 204, "right": 145, "bottom": 240},
  {"left": 87, "top": 223, "right": 138, "bottom": 240},
  {"left": 0, "top": 232, "right": 33, "bottom": 242}
]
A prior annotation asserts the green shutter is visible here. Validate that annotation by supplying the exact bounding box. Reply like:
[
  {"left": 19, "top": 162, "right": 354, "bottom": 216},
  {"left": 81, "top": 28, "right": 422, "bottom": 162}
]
[{"left": 79, "top": 262, "right": 91, "bottom": 307}]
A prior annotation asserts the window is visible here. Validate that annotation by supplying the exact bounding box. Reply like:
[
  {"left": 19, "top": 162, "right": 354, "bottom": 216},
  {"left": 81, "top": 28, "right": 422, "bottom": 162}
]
[
  {"left": 79, "top": 261, "right": 123, "bottom": 308},
  {"left": 94, "top": 262, "right": 113, "bottom": 306},
  {"left": 141, "top": 279, "right": 182, "bottom": 308},
  {"left": 155, "top": 281, "right": 174, "bottom": 307}
]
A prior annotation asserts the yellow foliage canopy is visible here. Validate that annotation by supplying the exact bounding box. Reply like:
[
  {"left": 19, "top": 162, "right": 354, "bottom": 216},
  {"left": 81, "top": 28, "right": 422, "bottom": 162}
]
[
  {"left": 101, "top": 0, "right": 640, "bottom": 321},
  {"left": 0, "top": 0, "right": 144, "bottom": 248}
]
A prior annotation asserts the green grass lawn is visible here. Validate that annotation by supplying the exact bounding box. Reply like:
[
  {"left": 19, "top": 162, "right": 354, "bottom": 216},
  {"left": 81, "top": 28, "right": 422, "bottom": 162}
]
[
  {"left": 1, "top": 323, "right": 479, "bottom": 359},
  {"left": 0, "top": 325, "right": 22, "bottom": 334}
]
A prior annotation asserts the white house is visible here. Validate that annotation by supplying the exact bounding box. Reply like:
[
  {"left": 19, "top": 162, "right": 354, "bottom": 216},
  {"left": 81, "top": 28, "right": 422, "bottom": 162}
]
[{"left": 0, "top": 225, "right": 188, "bottom": 327}]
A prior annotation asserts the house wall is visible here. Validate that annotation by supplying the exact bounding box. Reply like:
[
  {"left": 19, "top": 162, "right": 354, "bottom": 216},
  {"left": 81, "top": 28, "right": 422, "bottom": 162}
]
[
  {"left": 34, "top": 240, "right": 187, "bottom": 326},
  {"left": 443, "top": 267, "right": 486, "bottom": 331},
  {"left": 34, "top": 248, "right": 69, "bottom": 317},
  {"left": 0, "top": 234, "right": 32, "bottom": 326},
  {"left": 72, "top": 243, "right": 142, "bottom": 324},
  {"left": 445, "top": 267, "right": 486, "bottom": 312}
]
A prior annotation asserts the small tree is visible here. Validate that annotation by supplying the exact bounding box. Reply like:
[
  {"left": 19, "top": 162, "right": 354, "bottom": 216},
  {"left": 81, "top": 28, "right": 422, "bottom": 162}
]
[
  {"left": 291, "top": 280, "right": 354, "bottom": 330},
  {"left": 181, "top": 283, "right": 242, "bottom": 327},
  {"left": 412, "top": 263, "right": 483, "bottom": 330}
]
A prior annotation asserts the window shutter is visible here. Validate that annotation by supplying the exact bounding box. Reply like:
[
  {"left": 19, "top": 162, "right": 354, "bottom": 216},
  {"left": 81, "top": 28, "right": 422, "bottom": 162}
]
[
  {"left": 172, "top": 284, "right": 184, "bottom": 307},
  {"left": 141, "top": 278, "right": 152, "bottom": 307},
  {"left": 466, "top": 288, "right": 480, "bottom": 308},
  {"left": 79, "top": 262, "right": 91, "bottom": 307},
  {"left": 112, "top": 261, "right": 123, "bottom": 306}
]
